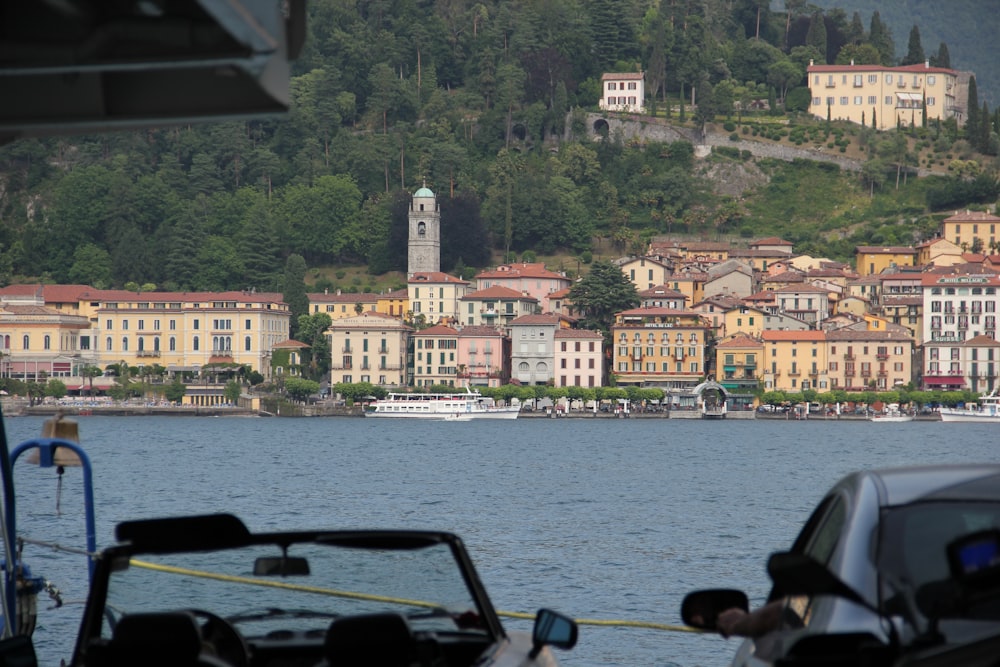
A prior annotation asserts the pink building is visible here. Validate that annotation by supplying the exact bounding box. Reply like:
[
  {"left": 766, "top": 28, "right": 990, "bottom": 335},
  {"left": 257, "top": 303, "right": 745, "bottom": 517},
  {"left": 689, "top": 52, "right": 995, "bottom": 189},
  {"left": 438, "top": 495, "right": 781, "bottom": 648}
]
[
  {"left": 474, "top": 263, "right": 571, "bottom": 313},
  {"left": 456, "top": 326, "right": 509, "bottom": 387},
  {"left": 553, "top": 329, "right": 604, "bottom": 388}
]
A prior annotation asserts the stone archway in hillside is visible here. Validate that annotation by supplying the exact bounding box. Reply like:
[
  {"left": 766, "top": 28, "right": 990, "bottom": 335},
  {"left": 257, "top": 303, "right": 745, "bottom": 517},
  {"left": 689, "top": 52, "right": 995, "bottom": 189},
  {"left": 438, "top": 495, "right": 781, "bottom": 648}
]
[{"left": 592, "top": 118, "right": 609, "bottom": 137}]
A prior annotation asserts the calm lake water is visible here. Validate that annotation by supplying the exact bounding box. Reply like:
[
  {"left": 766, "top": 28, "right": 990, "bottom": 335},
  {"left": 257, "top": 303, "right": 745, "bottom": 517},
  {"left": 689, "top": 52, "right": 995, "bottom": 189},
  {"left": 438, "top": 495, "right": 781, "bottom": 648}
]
[{"left": 2, "top": 415, "right": 997, "bottom": 666}]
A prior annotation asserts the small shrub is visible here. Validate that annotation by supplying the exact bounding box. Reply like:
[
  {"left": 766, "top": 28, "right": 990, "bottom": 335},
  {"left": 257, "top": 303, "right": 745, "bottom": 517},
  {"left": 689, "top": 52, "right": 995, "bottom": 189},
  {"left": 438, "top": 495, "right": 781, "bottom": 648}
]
[
  {"left": 742, "top": 126, "right": 750, "bottom": 135},
  {"left": 335, "top": 270, "right": 346, "bottom": 279},
  {"left": 730, "top": 132, "right": 740, "bottom": 141},
  {"left": 723, "top": 121, "right": 736, "bottom": 132}
]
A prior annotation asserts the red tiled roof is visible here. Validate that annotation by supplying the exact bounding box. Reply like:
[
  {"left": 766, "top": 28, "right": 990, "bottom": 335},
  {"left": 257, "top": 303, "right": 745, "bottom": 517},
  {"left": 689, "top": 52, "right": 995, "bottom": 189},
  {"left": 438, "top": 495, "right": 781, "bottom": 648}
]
[
  {"left": 942, "top": 210, "right": 1000, "bottom": 223},
  {"left": 762, "top": 330, "right": 826, "bottom": 342},
  {"left": 457, "top": 326, "right": 504, "bottom": 337},
  {"left": 601, "top": 72, "right": 644, "bottom": 80},
  {"left": 717, "top": 333, "right": 762, "bottom": 348},
  {"left": 413, "top": 324, "right": 459, "bottom": 336},
  {"left": 474, "top": 263, "right": 568, "bottom": 280},
  {"left": 462, "top": 286, "right": 536, "bottom": 301},
  {"left": 554, "top": 328, "right": 603, "bottom": 339},
  {"left": 308, "top": 292, "right": 377, "bottom": 303},
  {"left": 855, "top": 246, "right": 917, "bottom": 254},
  {"left": 508, "top": 313, "right": 564, "bottom": 325},
  {"left": 273, "top": 339, "right": 310, "bottom": 349},
  {"left": 409, "top": 272, "right": 468, "bottom": 284},
  {"left": 750, "top": 237, "right": 793, "bottom": 247},
  {"left": 807, "top": 63, "right": 956, "bottom": 75}
]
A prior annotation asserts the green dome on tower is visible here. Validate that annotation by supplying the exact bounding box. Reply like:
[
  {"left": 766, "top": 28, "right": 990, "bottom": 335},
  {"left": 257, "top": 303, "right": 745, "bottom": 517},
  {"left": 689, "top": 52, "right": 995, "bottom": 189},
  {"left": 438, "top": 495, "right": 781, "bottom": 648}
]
[{"left": 414, "top": 186, "right": 434, "bottom": 197}]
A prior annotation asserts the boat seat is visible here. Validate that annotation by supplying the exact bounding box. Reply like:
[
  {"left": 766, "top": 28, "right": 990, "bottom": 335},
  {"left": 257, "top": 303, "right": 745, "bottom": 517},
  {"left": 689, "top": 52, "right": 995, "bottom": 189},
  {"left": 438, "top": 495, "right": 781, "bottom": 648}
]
[
  {"left": 321, "top": 612, "right": 424, "bottom": 667},
  {"left": 106, "top": 611, "right": 232, "bottom": 667}
]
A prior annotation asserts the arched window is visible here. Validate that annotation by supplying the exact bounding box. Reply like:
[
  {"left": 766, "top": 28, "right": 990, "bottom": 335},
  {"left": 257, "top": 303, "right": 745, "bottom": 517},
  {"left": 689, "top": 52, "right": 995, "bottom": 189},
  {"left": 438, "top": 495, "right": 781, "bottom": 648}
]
[
  {"left": 106, "top": 337, "right": 112, "bottom": 351},
  {"left": 225, "top": 336, "right": 232, "bottom": 351},
  {"left": 138, "top": 337, "right": 145, "bottom": 352},
  {"left": 244, "top": 336, "right": 251, "bottom": 351},
  {"left": 154, "top": 337, "right": 160, "bottom": 352},
  {"left": 417, "top": 221, "right": 426, "bottom": 237},
  {"left": 3, "top": 335, "right": 8, "bottom": 349},
  {"left": 193, "top": 336, "right": 200, "bottom": 351},
  {"left": 44, "top": 335, "right": 51, "bottom": 350},
  {"left": 518, "top": 362, "right": 529, "bottom": 372},
  {"left": 22, "top": 335, "right": 29, "bottom": 349},
  {"left": 169, "top": 337, "right": 176, "bottom": 352},
  {"left": 122, "top": 337, "right": 129, "bottom": 352}
]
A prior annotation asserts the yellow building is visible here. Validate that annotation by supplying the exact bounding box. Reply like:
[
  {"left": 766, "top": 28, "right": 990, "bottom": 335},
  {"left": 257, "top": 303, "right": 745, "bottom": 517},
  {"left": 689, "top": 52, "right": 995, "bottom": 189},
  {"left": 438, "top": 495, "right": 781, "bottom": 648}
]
[
  {"left": 308, "top": 291, "right": 379, "bottom": 319},
  {"left": 723, "top": 305, "right": 767, "bottom": 338},
  {"left": 408, "top": 272, "right": 470, "bottom": 325},
  {"left": 0, "top": 298, "right": 92, "bottom": 382},
  {"left": 412, "top": 324, "right": 460, "bottom": 387},
  {"left": 761, "top": 330, "right": 828, "bottom": 393},
  {"left": 855, "top": 246, "right": 917, "bottom": 277},
  {"left": 714, "top": 333, "right": 763, "bottom": 394},
  {"left": 942, "top": 210, "right": 1000, "bottom": 252},
  {"left": 826, "top": 320, "right": 914, "bottom": 391},
  {"left": 326, "top": 311, "right": 412, "bottom": 387},
  {"left": 807, "top": 61, "right": 963, "bottom": 131},
  {"left": 94, "top": 290, "right": 290, "bottom": 377},
  {"left": 619, "top": 256, "right": 672, "bottom": 291},
  {"left": 916, "top": 237, "right": 964, "bottom": 267},
  {"left": 376, "top": 288, "right": 409, "bottom": 319},
  {"left": 611, "top": 307, "right": 709, "bottom": 388}
]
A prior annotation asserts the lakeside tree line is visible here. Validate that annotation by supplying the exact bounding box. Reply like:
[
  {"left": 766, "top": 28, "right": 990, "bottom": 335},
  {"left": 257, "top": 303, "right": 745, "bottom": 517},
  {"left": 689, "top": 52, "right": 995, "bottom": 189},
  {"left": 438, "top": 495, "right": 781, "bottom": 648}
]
[{"left": 0, "top": 0, "right": 996, "bottom": 294}]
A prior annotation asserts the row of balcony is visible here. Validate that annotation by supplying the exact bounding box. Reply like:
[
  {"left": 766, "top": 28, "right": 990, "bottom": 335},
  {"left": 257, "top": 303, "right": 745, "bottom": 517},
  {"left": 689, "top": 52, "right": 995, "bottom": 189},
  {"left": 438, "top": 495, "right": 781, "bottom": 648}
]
[
  {"left": 342, "top": 348, "right": 390, "bottom": 354},
  {"left": 330, "top": 364, "right": 403, "bottom": 371}
]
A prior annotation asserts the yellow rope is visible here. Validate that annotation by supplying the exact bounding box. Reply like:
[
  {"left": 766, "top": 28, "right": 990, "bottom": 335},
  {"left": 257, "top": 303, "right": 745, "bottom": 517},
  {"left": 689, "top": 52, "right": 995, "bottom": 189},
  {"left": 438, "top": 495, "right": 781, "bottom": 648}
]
[{"left": 129, "top": 559, "right": 703, "bottom": 634}]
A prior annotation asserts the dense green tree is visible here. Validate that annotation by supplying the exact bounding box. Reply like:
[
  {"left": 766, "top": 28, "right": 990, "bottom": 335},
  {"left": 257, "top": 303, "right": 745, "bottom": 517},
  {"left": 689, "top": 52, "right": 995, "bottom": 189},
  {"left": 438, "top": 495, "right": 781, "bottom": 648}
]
[
  {"left": 195, "top": 237, "right": 245, "bottom": 291},
  {"left": 931, "top": 42, "right": 950, "bottom": 68},
  {"left": 163, "top": 376, "right": 186, "bottom": 403},
  {"left": 868, "top": 12, "right": 895, "bottom": 66},
  {"left": 805, "top": 12, "right": 828, "bottom": 64},
  {"left": 68, "top": 244, "right": 114, "bottom": 288},
  {"left": 282, "top": 254, "right": 310, "bottom": 339},
  {"left": 296, "top": 312, "right": 333, "bottom": 380},
  {"left": 966, "top": 76, "right": 980, "bottom": 145},
  {"left": 440, "top": 191, "right": 492, "bottom": 270},
  {"left": 284, "top": 376, "right": 321, "bottom": 401},
  {"left": 567, "top": 260, "right": 639, "bottom": 340},
  {"left": 901, "top": 25, "right": 925, "bottom": 66},
  {"left": 767, "top": 59, "right": 802, "bottom": 105}
]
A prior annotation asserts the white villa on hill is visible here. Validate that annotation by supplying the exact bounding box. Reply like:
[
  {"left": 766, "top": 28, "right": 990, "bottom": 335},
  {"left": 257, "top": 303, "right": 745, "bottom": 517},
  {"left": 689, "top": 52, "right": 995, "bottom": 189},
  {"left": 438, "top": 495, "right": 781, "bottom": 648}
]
[{"left": 599, "top": 72, "right": 645, "bottom": 113}]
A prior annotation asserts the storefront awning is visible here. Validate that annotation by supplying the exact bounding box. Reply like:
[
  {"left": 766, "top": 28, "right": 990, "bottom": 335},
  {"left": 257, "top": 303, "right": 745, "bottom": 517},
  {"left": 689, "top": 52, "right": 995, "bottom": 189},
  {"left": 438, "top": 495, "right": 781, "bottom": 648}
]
[
  {"left": 923, "top": 377, "right": 964, "bottom": 386},
  {"left": 896, "top": 92, "right": 922, "bottom": 101}
]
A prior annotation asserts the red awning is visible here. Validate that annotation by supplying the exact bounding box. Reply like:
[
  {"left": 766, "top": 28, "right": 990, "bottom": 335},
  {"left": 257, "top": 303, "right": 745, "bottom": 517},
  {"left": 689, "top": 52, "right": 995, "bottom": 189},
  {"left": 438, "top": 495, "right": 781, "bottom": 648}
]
[{"left": 923, "top": 377, "right": 964, "bottom": 386}]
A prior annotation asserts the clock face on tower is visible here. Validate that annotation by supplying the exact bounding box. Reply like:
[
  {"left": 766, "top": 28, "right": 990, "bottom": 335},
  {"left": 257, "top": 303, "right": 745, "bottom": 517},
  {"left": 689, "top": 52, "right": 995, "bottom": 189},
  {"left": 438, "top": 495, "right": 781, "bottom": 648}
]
[{"left": 415, "top": 251, "right": 427, "bottom": 267}]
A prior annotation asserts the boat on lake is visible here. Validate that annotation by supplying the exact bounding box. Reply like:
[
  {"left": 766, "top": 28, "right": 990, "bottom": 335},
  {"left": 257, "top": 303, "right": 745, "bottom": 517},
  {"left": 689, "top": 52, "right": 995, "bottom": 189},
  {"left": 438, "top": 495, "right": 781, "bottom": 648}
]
[
  {"left": 939, "top": 388, "right": 1000, "bottom": 423},
  {"left": 869, "top": 412, "right": 914, "bottom": 423},
  {"left": 365, "top": 389, "right": 520, "bottom": 420}
]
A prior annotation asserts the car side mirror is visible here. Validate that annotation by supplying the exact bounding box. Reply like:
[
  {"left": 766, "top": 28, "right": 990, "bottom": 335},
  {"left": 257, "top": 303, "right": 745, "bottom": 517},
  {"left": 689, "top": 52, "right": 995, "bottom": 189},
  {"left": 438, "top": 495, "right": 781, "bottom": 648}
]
[
  {"left": 529, "top": 609, "right": 578, "bottom": 658},
  {"left": 681, "top": 589, "right": 749, "bottom": 630}
]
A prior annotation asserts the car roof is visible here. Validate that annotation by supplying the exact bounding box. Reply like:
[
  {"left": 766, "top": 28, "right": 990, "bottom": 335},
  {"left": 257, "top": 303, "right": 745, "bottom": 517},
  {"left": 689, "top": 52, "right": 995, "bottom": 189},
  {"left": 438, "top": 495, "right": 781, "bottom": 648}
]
[{"left": 857, "top": 465, "right": 1000, "bottom": 507}]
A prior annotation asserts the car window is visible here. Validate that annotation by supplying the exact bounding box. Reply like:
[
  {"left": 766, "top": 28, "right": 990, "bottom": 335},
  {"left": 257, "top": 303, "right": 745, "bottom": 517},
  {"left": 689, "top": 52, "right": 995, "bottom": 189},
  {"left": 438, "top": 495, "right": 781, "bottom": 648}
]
[{"left": 880, "top": 501, "right": 1000, "bottom": 593}]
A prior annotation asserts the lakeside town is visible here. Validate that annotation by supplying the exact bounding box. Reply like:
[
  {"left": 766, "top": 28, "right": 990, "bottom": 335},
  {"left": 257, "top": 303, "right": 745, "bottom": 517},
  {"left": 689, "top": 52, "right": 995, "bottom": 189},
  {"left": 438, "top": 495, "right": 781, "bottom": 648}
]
[{"left": 0, "top": 184, "right": 996, "bottom": 417}]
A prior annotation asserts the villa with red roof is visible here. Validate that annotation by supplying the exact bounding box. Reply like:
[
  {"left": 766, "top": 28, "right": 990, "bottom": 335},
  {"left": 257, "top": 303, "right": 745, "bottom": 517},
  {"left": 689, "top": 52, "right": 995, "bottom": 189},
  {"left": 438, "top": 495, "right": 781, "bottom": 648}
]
[
  {"left": 459, "top": 286, "right": 537, "bottom": 328},
  {"left": 474, "top": 263, "right": 571, "bottom": 313}
]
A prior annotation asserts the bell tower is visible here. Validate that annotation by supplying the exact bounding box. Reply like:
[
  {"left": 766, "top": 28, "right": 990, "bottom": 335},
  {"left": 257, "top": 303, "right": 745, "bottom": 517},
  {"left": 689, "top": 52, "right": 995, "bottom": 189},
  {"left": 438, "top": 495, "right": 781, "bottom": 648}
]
[{"left": 408, "top": 185, "right": 440, "bottom": 276}]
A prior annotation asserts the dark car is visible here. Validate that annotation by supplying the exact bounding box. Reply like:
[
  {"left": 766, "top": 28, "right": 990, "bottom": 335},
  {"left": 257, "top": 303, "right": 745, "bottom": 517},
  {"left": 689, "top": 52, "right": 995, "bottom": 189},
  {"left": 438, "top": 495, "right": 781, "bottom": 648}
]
[
  {"left": 682, "top": 465, "right": 1000, "bottom": 667},
  {"left": 59, "top": 514, "right": 576, "bottom": 667}
]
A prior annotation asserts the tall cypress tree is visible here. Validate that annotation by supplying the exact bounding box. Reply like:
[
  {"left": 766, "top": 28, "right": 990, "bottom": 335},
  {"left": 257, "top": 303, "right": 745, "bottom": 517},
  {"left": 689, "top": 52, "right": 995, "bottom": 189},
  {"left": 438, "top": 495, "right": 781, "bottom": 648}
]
[
  {"left": 282, "top": 254, "right": 309, "bottom": 340},
  {"left": 966, "top": 76, "right": 980, "bottom": 144},
  {"left": 805, "top": 12, "right": 828, "bottom": 63},
  {"left": 980, "top": 102, "right": 991, "bottom": 153},
  {"left": 869, "top": 12, "right": 895, "bottom": 66},
  {"left": 902, "top": 25, "right": 924, "bottom": 65}
]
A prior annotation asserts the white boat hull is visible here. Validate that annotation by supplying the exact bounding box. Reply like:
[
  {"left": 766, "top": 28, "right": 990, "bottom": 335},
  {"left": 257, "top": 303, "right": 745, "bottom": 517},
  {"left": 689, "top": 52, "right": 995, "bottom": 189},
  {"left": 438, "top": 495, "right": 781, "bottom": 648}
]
[
  {"left": 939, "top": 410, "right": 1000, "bottom": 423},
  {"left": 365, "top": 390, "right": 521, "bottom": 420},
  {"left": 365, "top": 408, "right": 520, "bottom": 420},
  {"left": 870, "top": 415, "right": 914, "bottom": 423}
]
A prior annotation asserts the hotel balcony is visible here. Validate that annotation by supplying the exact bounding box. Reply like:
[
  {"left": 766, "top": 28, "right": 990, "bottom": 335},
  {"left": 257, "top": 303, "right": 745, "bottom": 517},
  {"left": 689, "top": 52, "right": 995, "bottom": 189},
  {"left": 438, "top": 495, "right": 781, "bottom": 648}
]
[
  {"left": 878, "top": 370, "right": 889, "bottom": 377},
  {"left": 845, "top": 370, "right": 855, "bottom": 377},
  {"left": 876, "top": 354, "right": 889, "bottom": 361},
  {"left": 137, "top": 351, "right": 161, "bottom": 358},
  {"left": 378, "top": 364, "right": 403, "bottom": 371},
  {"left": 861, "top": 370, "right": 872, "bottom": 378},
  {"left": 787, "top": 370, "right": 801, "bottom": 377},
  {"left": 342, "top": 347, "right": 353, "bottom": 353},
  {"left": 481, "top": 309, "right": 497, "bottom": 318},
  {"left": 843, "top": 354, "right": 855, "bottom": 361}
]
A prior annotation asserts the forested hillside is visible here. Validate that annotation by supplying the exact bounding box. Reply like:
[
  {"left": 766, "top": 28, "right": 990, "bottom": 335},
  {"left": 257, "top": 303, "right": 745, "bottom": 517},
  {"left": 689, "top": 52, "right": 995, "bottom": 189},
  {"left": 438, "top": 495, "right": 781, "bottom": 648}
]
[{"left": 0, "top": 0, "right": 996, "bottom": 295}]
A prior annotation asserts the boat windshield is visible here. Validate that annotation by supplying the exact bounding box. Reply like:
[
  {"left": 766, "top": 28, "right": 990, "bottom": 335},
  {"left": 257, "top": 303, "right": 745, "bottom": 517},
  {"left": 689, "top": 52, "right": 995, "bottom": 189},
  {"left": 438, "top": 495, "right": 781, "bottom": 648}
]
[{"left": 99, "top": 537, "right": 490, "bottom": 641}]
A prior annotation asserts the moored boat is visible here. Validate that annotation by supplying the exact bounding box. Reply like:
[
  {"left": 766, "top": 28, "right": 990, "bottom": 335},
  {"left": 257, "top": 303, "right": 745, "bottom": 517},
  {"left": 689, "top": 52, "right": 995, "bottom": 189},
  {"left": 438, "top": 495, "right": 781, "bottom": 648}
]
[
  {"left": 365, "top": 389, "right": 520, "bottom": 419},
  {"left": 869, "top": 412, "right": 914, "bottom": 423},
  {"left": 939, "top": 388, "right": 1000, "bottom": 423}
]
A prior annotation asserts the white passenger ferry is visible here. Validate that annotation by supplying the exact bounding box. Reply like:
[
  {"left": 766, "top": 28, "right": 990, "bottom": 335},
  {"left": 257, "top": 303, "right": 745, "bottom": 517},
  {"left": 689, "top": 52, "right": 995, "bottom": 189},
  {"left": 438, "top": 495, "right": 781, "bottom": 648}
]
[
  {"left": 365, "top": 389, "right": 520, "bottom": 419},
  {"left": 939, "top": 388, "right": 1000, "bottom": 423}
]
